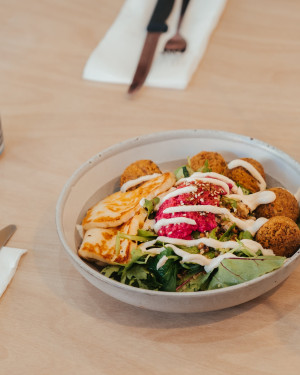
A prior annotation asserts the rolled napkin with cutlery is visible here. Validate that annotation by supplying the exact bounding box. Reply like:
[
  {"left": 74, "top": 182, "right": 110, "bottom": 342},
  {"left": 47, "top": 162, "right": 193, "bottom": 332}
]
[
  {"left": 0, "top": 225, "right": 27, "bottom": 298},
  {"left": 83, "top": 0, "right": 227, "bottom": 90}
]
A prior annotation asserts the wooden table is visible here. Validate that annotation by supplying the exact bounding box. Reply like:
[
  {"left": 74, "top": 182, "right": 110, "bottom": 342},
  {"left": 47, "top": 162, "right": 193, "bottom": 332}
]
[{"left": 1, "top": 0, "right": 299, "bottom": 373}]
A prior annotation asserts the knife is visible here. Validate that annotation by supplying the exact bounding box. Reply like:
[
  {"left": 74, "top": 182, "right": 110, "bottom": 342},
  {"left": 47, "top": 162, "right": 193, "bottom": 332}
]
[
  {"left": 0, "top": 224, "right": 17, "bottom": 250},
  {"left": 128, "top": 0, "right": 175, "bottom": 94}
]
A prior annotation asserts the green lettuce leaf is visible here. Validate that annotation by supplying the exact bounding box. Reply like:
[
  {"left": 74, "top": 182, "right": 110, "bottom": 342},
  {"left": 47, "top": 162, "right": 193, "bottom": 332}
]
[
  {"left": 143, "top": 197, "right": 160, "bottom": 219},
  {"left": 238, "top": 231, "right": 253, "bottom": 240},
  {"left": 197, "top": 159, "right": 212, "bottom": 173},
  {"left": 176, "top": 272, "right": 210, "bottom": 292},
  {"left": 222, "top": 196, "right": 238, "bottom": 209},
  {"left": 207, "top": 256, "right": 285, "bottom": 290},
  {"left": 236, "top": 182, "right": 251, "bottom": 195},
  {"left": 174, "top": 165, "right": 194, "bottom": 180},
  {"left": 209, "top": 228, "right": 218, "bottom": 240},
  {"left": 137, "top": 229, "right": 157, "bottom": 239},
  {"left": 101, "top": 265, "right": 120, "bottom": 279},
  {"left": 219, "top": 223, "right": 236, "bottom": 242},
  {"left": 101, "top": 248, "right": 162, "bottom": 290},
  {"left": 176, "top": 245, "right": 200, "bottom": 254}
]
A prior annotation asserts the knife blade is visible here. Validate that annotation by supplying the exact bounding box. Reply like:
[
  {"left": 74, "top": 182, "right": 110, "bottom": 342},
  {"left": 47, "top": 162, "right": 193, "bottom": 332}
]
[
  {"left": 128, "top": 0, "right": 175, "bottom": 94},
  {"left": 0, "top": 224, "right": 17, "bottom": 250}
]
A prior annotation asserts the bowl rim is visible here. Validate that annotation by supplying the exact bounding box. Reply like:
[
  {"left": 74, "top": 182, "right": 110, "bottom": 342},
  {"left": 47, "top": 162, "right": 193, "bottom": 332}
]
[{"left": 56, "top": 129, "right": 300, "bottom": 298}]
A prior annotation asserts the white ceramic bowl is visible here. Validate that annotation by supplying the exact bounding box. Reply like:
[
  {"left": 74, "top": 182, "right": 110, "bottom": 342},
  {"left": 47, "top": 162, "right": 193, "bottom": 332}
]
[{"left": 56, "top": 130, "right": 300, "bottom": 313}]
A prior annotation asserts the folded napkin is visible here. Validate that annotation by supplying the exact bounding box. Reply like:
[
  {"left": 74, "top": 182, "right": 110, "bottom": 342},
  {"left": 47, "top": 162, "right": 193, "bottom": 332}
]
[
  {"left": 83, "top": 0, "right": 227, "bottom": 89},
  {"left": 0, "top": 247, "right": 27, "bottom": 298}
]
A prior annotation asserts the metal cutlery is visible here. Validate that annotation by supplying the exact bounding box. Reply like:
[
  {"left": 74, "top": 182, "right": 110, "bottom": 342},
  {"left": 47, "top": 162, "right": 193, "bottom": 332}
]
[
  {"left": 164, "top": 0, "right": 190, "bottom": 53},
  {"left": 0, "top": 225, "right": 17, "bottom": 250},
  {"left": 128, "top": 0, "right": 175, "bottom": 95}
]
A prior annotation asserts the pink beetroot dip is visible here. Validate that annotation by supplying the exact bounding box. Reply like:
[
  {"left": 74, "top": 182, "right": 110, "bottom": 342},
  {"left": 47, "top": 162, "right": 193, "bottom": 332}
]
[{"left": 155, "top": 180, "right": 227, "bottom": 240}]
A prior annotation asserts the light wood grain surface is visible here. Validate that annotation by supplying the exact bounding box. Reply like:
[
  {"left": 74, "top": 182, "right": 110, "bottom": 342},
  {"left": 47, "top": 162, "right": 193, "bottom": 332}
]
[{"left": 1, "top": 0, "right": 300, "bottom": 374}]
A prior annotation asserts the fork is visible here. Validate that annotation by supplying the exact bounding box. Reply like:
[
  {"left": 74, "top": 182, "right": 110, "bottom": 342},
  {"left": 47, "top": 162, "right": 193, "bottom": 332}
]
[{"left": 164, "top": 0, "right": 190, "bottom": 53}]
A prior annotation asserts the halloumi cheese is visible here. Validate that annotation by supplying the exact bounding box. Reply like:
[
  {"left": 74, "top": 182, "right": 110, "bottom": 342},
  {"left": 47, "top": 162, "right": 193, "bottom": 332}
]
[
  {"left": 82, "top": 172, "right": 175, "bottom": 230},
  {"left": 78, "top": 210, "right": 147, "bottom": 265}
]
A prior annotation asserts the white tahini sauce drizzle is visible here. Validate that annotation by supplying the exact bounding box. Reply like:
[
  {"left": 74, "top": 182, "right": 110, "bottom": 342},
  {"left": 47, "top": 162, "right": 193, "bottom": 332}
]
[
  {"left": 139, "top": 240, "right": 162, "bottom": 254},
  {"left": 227, "top": 159, "right": 266, "bottom": 191},
  {"left": 162, "top": 205, "right": 268, "bottom": 235},
  {"left": 159, "top": 185, "right": 198, "bottom": 205},
  {"left": 154, "top": 217, "right": 197, "bottom": 232},
  {"left": 145, "top": 169, "right": 272, "bottom": 236},
  {"left": 227, "top": 190, "right": 276, "bottom": 211},
  {"left": 241, "top": 239, "right": 274, "bottom": 256},
  {"left": 177, "top": 172, "right": 239, "bottom": 193},
  {"left": 154, "top": 236, "right": 272, "bottom": 254},
  {"left": 139, "top": 237, "right": 274, "bottom": 268},
  {"left": 247, "top": 217, "right": 269, "bottom": 235},
  {"left": 134, "top": 161, "right": 278, "bottom": 271},
  {"left": 204, "top": 253, "right": 238, "bottom": 273},
  {"left": 163, "top": 244, "right": 211, "bottom": 266},
  {"left": 176, "top": 175, "right": 230, "bottom": 194},
  {"left": 121, "top": 173, "right": 162, "bottom": 192},
  {"left": 156, "top": 255, "right": 169, "bottom": 270}
]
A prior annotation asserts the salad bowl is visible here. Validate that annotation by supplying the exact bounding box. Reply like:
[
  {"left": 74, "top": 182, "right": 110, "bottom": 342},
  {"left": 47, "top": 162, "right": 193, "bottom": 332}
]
[{"left": 56, "top": 130, "right": 300, "bottom": 313}]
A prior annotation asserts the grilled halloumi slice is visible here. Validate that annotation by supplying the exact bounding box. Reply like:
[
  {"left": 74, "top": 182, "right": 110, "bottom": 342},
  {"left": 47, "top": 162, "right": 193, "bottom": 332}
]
[
  {"left": 82, "top": 172, "right": 175, "bottom": 230},
  {"left": 78, "top": 210, "right": 147, "bottom": 265}
]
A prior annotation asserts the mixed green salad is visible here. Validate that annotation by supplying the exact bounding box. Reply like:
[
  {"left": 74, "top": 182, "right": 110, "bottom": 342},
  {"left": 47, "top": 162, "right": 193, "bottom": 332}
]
[
  {"left": 102, "top": 230, "right": 285, "bottom": 292},
  {"left": 100, "top": 162, "right": 286, "bottom": 292}
]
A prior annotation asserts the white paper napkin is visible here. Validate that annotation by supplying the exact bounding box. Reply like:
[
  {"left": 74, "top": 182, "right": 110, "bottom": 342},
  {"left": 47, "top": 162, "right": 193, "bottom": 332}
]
[
  {"left": 0, "top": 247, "right": 27, "bottom": 298},
  {"left": 83, "top": 0, "right": 227, "bottom": 89}
]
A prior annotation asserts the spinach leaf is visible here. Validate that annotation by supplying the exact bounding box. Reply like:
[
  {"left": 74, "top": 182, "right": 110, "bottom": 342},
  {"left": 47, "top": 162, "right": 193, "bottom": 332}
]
[
  {"left": 179, "top": 263, "right": 203, "bottom": 272},
  {"left": 101, "top": 248, "right": 162, "bottom": 290},
  {"left": 147, "top": 247, "right": 179, "bottom": 292},
  {"left": 125, "top": 264, "right": 161, "bottom": 290}
]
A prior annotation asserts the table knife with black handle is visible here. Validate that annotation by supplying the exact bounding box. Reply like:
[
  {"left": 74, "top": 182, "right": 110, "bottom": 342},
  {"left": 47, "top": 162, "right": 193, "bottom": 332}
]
[{"left": 128, "top": 0, "right": 175, "bottom": 94}]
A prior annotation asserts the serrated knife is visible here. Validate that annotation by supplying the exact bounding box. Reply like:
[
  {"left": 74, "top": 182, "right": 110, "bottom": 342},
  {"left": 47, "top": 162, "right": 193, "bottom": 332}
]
[
  {"left": 128, "top": 0, "right": 175, "bottom": 94},
  {"left": 0, "top": 225, "right": 17, "bottom": 250}
]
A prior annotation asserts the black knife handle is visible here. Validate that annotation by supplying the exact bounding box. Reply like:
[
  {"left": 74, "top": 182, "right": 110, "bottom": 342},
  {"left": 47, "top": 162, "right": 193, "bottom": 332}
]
[
  {"left": 147, "top": 0, "right": 175, "bottom": 33},
  {"left": 181, "top": 0, "right": 190, "bottom": 17}
]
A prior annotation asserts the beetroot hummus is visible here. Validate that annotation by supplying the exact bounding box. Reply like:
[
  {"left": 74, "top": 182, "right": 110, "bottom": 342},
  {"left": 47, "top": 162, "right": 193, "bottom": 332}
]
[{"left": 155, "top": 180, "right": 227, "bottom": 239}]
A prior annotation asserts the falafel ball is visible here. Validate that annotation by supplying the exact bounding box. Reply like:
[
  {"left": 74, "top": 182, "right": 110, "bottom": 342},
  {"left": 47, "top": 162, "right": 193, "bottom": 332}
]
[
  {"left": 255, "top": 187, "right": 299, "bottom": 222},
  {"left": 189, "top": 151, "right": 227, "bottom": 175},
  {"left": 226, "top": 157, "right": 265, "bottom": 193},
  {"left": 120, "top": 159, "right": 161, "bottom": 190},
  {"left": 255, "top": 216, "right": 300, "bottom": 257}
]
